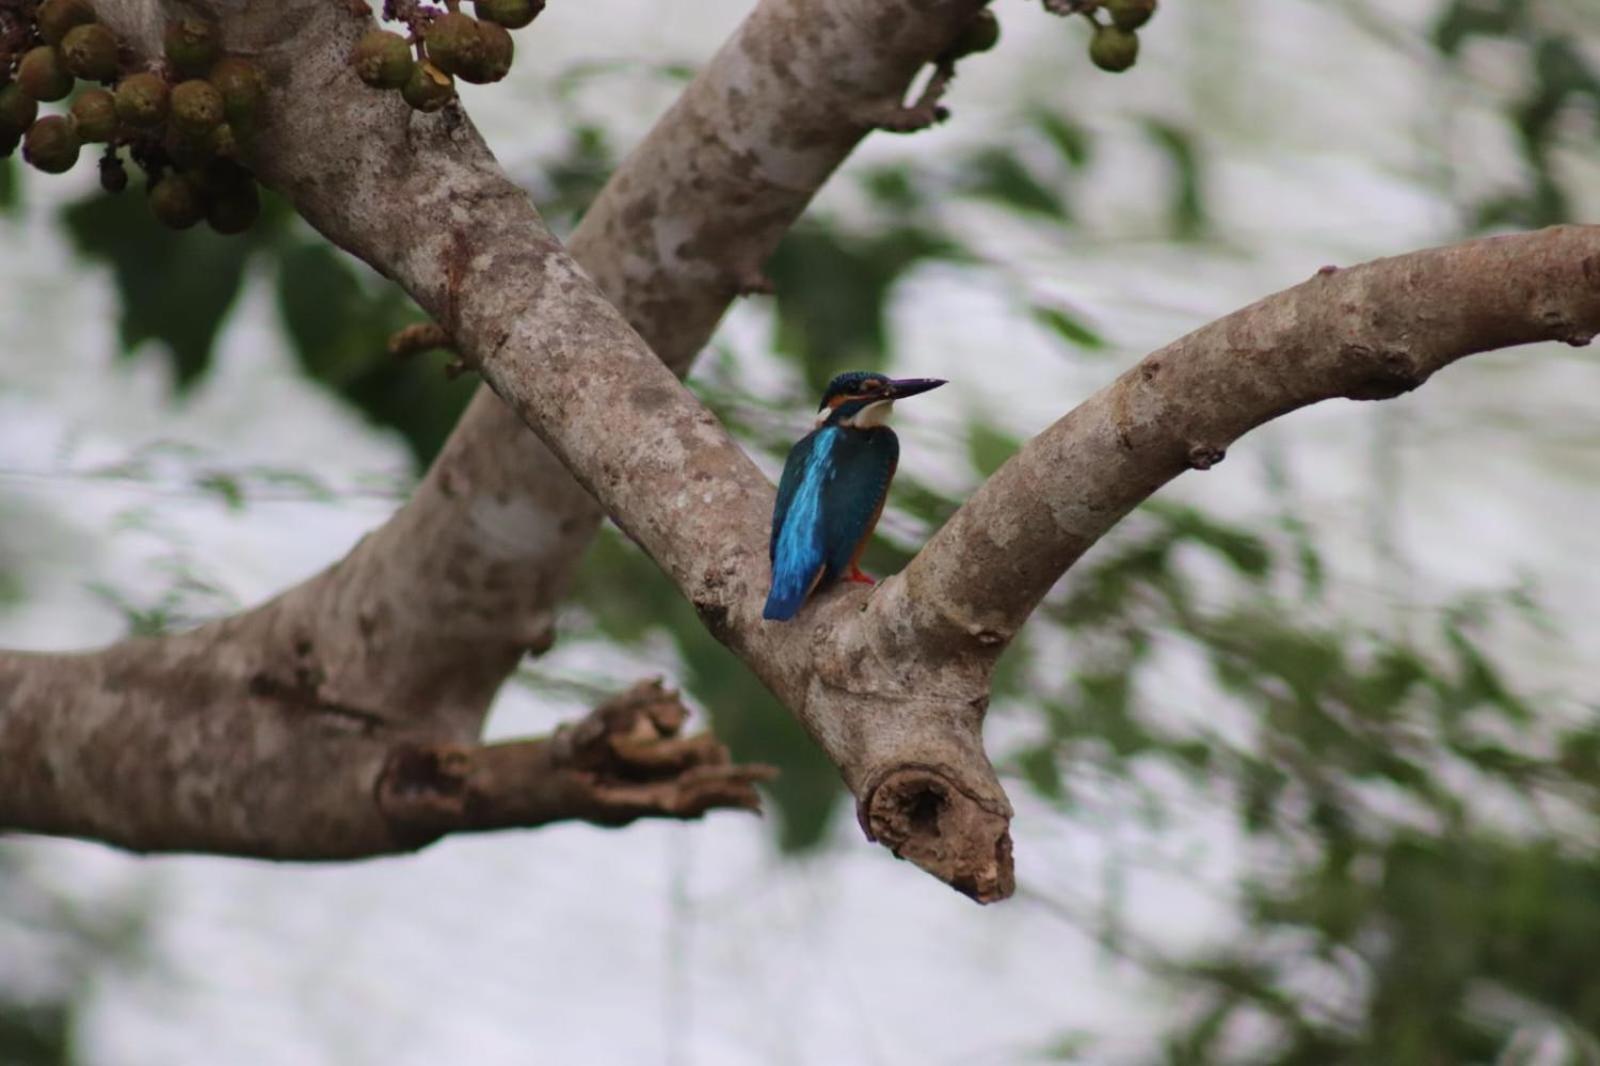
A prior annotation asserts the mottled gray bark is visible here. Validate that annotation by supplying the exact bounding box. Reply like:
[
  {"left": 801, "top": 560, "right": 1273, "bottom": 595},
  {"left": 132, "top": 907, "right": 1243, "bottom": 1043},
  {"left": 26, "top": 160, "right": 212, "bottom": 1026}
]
[
  {"left": 12, "top": 0, "right": 1004, "bottom": 891},
  {"left": 0, "top": 653, "right": 769, "bottom": 856},
  {"left": 895, "top": 227, "right": 1600, "bottom": 650},
  {"left": 6, "top": 0, "right": 1595, "bottom": 902}
]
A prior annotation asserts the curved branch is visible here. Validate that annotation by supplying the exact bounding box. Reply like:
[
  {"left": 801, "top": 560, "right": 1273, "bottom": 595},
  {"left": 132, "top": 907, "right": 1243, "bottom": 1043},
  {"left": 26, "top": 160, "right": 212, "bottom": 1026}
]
[{"left": 887, "top": 226, "right": 1600, "bottom": 653}]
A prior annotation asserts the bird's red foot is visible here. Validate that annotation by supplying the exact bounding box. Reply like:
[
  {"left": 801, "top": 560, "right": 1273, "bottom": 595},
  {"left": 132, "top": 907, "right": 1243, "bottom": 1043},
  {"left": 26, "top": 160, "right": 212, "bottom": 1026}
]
[{"left": 846, "top": 566, "right": 876, "bottom": 585}]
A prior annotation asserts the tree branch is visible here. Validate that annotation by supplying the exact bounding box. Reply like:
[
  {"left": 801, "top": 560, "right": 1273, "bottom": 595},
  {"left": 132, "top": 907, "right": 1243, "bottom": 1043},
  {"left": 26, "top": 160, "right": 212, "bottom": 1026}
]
[
  {"left": 38, "top": 2, "right": 1592, "bottom": 906},
  {"left": 380, "top": 679, "right": 775, "bottom": 842},
  {"left": 4, "top": 0, "right": 992, "bottom": 882},
  {"left": 891, "top": 226, "right": 1600, "bottom": 652},
  {"left": 0, "top": 648, "right": 767, "bottom": 857},
  {"left": 191, "top": 0, "right": 1014, "bottom": 898}
]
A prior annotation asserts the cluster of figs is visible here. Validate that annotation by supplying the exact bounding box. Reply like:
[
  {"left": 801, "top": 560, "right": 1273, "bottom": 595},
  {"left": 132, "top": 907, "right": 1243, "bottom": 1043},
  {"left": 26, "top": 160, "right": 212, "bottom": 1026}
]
[
  {"left": 0, "top": 0, "right": 1146, "bottom": 239},
  {"left": 352, "top": 0, "right": 544, "bottom": 111},
  {"left": 2, "top": 0, "right": 264, "bottom": 233}
]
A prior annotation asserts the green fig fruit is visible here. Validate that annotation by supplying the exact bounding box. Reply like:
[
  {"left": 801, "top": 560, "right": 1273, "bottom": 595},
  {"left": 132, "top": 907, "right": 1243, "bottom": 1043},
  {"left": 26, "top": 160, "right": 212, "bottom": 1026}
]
[
  {"left": 1088, "top": 24, "right": 1139, "bottom": 72},
  {"left": 353, "top": 29, "right": 414, "bottom": 90}
]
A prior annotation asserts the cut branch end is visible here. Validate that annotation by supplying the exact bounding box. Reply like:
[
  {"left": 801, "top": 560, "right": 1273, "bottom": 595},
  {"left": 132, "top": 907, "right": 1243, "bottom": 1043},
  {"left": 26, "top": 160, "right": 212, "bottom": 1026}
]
[{"left": 862, "top": 767, "right": 1015, "bottom": 903}]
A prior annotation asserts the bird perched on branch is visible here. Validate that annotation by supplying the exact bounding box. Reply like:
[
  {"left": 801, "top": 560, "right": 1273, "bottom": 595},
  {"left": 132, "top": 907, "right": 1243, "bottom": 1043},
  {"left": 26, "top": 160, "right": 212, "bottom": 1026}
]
[{"left": 763, "top": 371, "right": 947, "bottom": 621}]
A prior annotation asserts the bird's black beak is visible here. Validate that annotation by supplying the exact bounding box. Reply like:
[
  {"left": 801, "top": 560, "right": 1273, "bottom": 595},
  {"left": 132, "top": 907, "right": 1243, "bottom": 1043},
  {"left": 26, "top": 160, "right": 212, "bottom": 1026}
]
[{"left": 886, "top": 377, "right": 947, "bottom": 400}]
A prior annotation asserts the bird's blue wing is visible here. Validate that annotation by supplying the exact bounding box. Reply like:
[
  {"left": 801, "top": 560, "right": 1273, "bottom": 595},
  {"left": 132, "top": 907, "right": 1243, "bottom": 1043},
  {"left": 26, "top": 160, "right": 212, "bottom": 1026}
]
[
  {"left": 764, "top": 428, "right": 835, "bottom": 620},
  {"left": 819, "top": 429, "right": 898, "bottom": 579},
  {"left": 769, "top": 429, "right": 812, "bottom": 564}
]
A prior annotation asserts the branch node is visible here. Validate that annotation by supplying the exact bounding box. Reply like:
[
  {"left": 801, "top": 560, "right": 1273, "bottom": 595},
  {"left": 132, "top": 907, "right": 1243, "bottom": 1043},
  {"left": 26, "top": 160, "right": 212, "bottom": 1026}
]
[
  {"left": 375, "top": 742, "right": 472, "bottom": 845},
  {"left": 387, "top": 321, "right": 454, "bottom": 359},
  {"left": 967, "top": 624, "right": 1005, "bottom": 647},
  {"left": 856, "top": 60, "right": 955, "bottom": 133},
  {"left": 524, "top": 624, "right": 556, "bottom": 657},
  {"left": 1538, "top": 307, "right": 1595, "bottom": 348},
  {"left": 1186, "top": 444, "right": 1227, "bottom": 470},
  {"left": 1342, "top": 343, "right": 1426, "bottom": 400},
  {"left": 734, "top": 267, "right": 775, "bottom": 297},
  {"left": 386, "top": 321, "right": 477, "bottom": 380}
]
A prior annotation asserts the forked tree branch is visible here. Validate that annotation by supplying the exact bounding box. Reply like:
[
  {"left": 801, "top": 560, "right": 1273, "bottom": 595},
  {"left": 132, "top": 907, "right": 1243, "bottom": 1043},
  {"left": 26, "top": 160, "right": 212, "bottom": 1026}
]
[
  {"left": 6, "top": 0, "right": 1596, "bottom": 903},
  {"left": 1, "top": 0, "right": 997, "bottom": 876}
]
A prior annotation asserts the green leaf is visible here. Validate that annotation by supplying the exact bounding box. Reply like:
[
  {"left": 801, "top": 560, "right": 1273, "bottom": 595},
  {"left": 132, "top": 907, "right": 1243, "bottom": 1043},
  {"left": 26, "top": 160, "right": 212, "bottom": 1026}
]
[
  {"left": 1149, "top": 502, "right": 1271, "bottom": 578},
  {"left": 0, "top": 1002, "right": 70, "bottom": 1066},
  {"left": 860, "top": 166, "right": 921, "bottom": 212},
  {"left": 959, "top": 148, "right": 1069, "bottom": 220},
  {"left": 533, "top": 123, "right": 616, "bottom": 234},
  {"left": 62, "top": 190, "right": 287, "bottom": 389},
  {"left": 1031, "top": 110, "right": 1093, "bottom": 170},
  {"left": 967, "top": 419, "right": 1020, "bottom": 478},
  {"left": 767, "top": 222, "right": 954, "bottom": 390},
  {"left": 1142, "top": 119, "right": 1207, "bottom": 240},
  {"left": 195, "top": 471, "right": 245, "bottom": 511},
  {"left": 0, "top": 158, "right": 19, "bottom": 217},
  {"left": 275, "top": 241, "right": 471, "bottom": 466},
  {"left": 1031, "top": 304, "right": 1107, "bottom": 351},
  {"left": 1015, "top": 745, "right": 1065, "bottom": 801},
  {"left": 1431, "top": 0, "right": 1523, "bottom": 57}
]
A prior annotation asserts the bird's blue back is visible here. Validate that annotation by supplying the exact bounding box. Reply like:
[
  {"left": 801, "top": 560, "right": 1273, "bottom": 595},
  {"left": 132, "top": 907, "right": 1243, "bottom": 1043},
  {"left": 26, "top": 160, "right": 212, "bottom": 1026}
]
[{"left": 764, "top": 424, "right": 899, "bottom": 620}]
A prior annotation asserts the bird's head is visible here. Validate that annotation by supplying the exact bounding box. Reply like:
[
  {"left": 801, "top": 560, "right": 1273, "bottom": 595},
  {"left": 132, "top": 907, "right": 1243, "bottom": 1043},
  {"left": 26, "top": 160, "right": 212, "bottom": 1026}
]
[{"left": 815, "top": 371, "right": 946, "bottom": 429}]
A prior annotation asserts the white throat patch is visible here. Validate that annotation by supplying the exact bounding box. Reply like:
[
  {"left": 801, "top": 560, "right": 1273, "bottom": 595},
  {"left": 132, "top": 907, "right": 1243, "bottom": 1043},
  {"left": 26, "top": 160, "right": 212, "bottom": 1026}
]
[{"left": 851, "top": 399, "right": 895, "bottom": 428}]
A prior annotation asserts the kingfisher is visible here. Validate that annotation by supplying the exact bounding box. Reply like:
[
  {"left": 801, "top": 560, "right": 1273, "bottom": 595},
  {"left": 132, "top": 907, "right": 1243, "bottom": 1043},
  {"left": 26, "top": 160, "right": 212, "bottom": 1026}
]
[{"left": 763, "top": 371, "right": 947, "bottom": 621}]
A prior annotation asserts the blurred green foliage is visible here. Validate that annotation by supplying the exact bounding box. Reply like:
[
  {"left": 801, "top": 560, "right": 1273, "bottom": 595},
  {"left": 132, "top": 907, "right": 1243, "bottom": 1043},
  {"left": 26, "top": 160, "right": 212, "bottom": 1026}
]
[
  {"left": 62, "top": 185, "right": 455, "bottom": 464},
  {"left": 1432, "top": 0, "right": 1600, "bottom": 229}
]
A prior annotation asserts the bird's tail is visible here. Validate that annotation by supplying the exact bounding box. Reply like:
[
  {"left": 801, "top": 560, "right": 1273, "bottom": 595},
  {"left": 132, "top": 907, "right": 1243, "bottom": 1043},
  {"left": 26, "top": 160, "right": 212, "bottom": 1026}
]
[{"left": 763, "top": 563, "right": 822, "bottom": 621}]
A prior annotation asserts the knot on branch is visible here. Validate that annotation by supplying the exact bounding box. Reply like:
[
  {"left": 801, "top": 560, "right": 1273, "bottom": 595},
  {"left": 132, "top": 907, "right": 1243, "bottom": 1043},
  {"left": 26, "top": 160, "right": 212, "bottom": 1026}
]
[
  {"left": 862, "top": 767, "right": 1014, "bottom": 903},
  {"left": 1341, "top": 343, "right": 1427, "bottom": 401},
  {"left": 1536, "top": 307, "right": 1596, "bottom": 348}
]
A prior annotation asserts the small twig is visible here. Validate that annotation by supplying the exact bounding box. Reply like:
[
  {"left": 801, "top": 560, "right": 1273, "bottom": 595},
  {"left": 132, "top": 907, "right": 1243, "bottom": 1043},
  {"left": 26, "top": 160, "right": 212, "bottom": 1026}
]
[
  {"left": 854, "top": 59, "right": 956, "bottom": 133},
  {"left": 733, "top": 265, "right": 775, "bottom": 297},
  {"left": 387, "top": 321, "right": 478, "bottom": 379}
]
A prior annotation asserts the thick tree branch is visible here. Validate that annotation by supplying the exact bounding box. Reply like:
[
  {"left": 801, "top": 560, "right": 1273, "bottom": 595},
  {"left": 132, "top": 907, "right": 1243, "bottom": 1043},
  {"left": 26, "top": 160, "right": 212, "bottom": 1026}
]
[
  {"left": 891, "top": 226, "right": 1600, "bottom": 652},
  {"left": 6, "top": 0, "right": 992, "bottom": 877},
  {"left": 0, "top": 654, "right": 768, "bottom": 856},
  {"left": 191, "top": 0, "right": 1013, "bottom": 898}
]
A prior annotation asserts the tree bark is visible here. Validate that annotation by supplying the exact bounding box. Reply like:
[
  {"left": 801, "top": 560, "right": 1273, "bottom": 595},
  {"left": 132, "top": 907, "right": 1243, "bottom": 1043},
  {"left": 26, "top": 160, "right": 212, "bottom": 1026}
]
[{"left": 4, "top": 0, "right": 1596, "bottom": 902}]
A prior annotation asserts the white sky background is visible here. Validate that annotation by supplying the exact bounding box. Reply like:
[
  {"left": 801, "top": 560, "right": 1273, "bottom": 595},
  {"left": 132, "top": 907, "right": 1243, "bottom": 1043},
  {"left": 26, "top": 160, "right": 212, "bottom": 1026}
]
[{"left": 1, "top": 0, "right": 1598, "bottom": 1063}]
